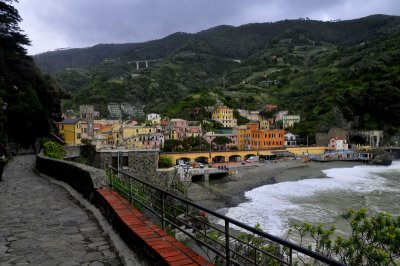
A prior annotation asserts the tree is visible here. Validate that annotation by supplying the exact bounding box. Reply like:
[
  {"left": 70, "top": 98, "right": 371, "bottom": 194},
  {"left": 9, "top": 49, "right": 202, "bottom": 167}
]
[
  {"left": 182, "top": 136, "right": 208, "bottom": 151},
  {"left": 0, "top": 0, "right": 62, "bottom": 147},
  {"left": 79, "top": 139, "right": 96, "bottom": 165},
  {"left": 290, "top": 209, "right": 400, "bottom": 265},
  {"left": 0, "top": 0, "right": 30, "bottom": 54},
  {"left": 213, "top": 136, "right": 232, "bottom": 150},
  {"left": 162, "top": 139, "right": 183, "bottom": 152},
  {"left": 233, "top": 109, "right": 250, "bottom": 126}
]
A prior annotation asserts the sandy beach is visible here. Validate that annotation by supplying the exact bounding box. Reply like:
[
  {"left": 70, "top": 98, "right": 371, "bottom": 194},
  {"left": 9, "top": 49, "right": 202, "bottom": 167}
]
[{"left": 187, "top": 159, "right": 364, "bottom": 211}]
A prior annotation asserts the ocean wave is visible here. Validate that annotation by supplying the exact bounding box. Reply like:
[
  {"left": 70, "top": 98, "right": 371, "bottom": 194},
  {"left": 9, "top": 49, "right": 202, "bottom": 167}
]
[{"left": 220, "top": 161, "right": 400, "bottom": 236}]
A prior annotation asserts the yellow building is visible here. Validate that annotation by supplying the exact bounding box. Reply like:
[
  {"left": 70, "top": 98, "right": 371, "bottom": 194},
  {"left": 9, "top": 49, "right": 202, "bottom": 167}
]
[
  {"left": 211, "top": 106, "right": 237, "bottom": 128},
  {"left": 56, "top": 118, "right": 86, "bottom": 146},
  {"left": 121, "top": 125, "right": 156, "bottom": 139}
]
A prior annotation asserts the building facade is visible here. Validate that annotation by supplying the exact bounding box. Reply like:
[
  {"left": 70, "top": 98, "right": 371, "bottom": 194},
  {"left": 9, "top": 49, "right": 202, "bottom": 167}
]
[
  {"left": 80, "top": 105, "right": 96, "bottom": 137},
  {"left": 284, "top": 133, "right": 297, "bottom": 147},
  {"left": 237, "top": 122, "right": 285, "bottom": 150},
  {"left": 211, "top": 106, "right": 237, "bottom": 128},
  {"left": 55, "top": 118, "right": 86, "bottom": 146},
  {"left": 282, "top": 115, "right": 300, "bottom": 129},
  {"left": 147, "top": 113, "right": 161, "bottom": 125},
  {"left": 329, "top": 137, "right": 349, "bottom": 150},
  {"left": 203, "top": 132, "right": 238, "bottom": 150}
]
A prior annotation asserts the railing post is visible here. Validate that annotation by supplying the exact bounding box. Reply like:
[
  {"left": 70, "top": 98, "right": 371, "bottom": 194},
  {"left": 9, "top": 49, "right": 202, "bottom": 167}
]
[
  {"left": 109, "top": 166, "right": 113, "bottom": 189},
  {"left": 289, "top": 248, "right": 292, "bottom": 265},
  {"left": 161, "top": 191, "right": 165, "bottom": 230},
  {"left": 129, "top": 176, "right": 132, "bottom": 203},
  {"left": 225, "top": 220, "right": 230, "bottom": 266}
]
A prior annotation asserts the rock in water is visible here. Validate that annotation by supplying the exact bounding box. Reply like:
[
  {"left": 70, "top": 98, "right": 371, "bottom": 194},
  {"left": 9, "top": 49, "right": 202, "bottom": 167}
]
[{"left": 371, "top": 152, "right": 392, "bottom": 166}]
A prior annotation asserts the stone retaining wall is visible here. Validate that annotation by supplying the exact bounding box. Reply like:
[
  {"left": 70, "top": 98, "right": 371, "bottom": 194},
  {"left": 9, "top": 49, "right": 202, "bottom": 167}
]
[
  {"left": 36, "top": 152, "right": 109, "bottom": 200},
  {"left": 93, "top": 150, "right": 176, "bottom": 189},
  {"left": 35, "top": 153, "right": 206, "bottom": 265}
]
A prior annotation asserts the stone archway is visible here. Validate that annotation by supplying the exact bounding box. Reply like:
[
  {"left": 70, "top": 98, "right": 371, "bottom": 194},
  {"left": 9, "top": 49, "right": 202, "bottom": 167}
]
[
  {"left": 229, "top": 155, "right": 241, "bottom": 162},
  {"left": 349, "top": 134, "right": 367, "bottom": 145},
  {"left": 213, "top": 156, "right": 225, "bottom": 163},
  {"left": 176, "top": 157, "right": 191, "bottom": 165},
  {"left": 195, "top": 156, "right": 209, "bottom": 164},
  {"left": 244, "top": 154, "right": 257, "bottom": 160}
]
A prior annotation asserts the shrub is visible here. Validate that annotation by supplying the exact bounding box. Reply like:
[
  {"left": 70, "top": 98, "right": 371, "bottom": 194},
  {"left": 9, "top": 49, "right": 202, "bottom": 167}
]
[
  {"left": 158, "top": 155, "right": 173, "bottom": 168},
  {"left": 79, "top": 139, "right": 96, "bottom": 165},
  {"left": 290, "top": 208, "right": 400, "bottom": 265},
  {"left": 43, "top": 140, "right": 66, "bottom": 160}
]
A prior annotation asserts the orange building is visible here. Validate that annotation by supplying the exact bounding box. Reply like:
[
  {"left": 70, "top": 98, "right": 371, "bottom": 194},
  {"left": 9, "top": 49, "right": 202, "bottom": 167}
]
[{"left": 237, "top": 122, "right": 284, "bottom": 150}]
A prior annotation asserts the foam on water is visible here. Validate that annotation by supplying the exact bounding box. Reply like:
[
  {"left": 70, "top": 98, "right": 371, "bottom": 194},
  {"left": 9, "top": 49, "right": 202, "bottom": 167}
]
[{"left": 220, "top": 161, "right": 400, "bottom": 236}]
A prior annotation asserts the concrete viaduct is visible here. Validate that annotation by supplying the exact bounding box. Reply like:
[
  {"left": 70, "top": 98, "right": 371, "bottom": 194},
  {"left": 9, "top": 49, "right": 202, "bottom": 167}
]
[{"left": 128, "top": 59, "right": 160, "bottom": 70}]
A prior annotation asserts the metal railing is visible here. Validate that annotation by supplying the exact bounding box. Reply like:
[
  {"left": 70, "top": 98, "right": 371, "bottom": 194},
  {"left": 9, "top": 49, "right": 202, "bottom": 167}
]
[{"left": 108, "top": 166, "right": 346, "bottom": 266}]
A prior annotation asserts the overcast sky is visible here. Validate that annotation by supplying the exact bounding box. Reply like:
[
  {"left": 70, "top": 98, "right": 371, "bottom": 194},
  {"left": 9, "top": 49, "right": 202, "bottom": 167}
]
[{"left": 15, "top": 0, "right": 400, "bottom": 55}]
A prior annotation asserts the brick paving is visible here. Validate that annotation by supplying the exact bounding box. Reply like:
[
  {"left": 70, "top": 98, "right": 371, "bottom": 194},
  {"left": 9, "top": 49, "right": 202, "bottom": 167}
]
[
  {"left": 0, "top": 155, "right": 123, "bottom": 265},
  {"left": 97, "top": 188, "right": 214, "bottom": 266}
]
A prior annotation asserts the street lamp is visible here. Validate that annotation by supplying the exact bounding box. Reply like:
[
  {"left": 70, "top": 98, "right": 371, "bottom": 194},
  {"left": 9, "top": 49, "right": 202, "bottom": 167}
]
[{"left": 1, "top": 102, "right": 8, "bottom": 153}]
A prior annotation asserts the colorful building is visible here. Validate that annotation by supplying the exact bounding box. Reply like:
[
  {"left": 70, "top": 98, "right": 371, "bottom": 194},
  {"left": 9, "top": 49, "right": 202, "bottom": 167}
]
[
  {"left": 126, "top": 133, "right": 164, "bottom": 150},
  {"left": 237, "top": 122, "right": 285, "bottom": 150},
  {"left": 203, "top": 132, "right": 238, "bottom": 150},
  {"left": 164, "top": 119, "right": 202, "bottom": 140},
  {"left": 211, "top": 106, "right": 237, "bottom": 128},
  {"left": 282, "top": 115, "right": 300, "bottom": 129},
  {"left": 55, "top": 118, "right": 86, "bottom": 146},
  {"left": 329, "top": 137, "right": 349, "bottom": 150},
  {"left": 147, "top": 113, "right": 161, "bottom": 125}
]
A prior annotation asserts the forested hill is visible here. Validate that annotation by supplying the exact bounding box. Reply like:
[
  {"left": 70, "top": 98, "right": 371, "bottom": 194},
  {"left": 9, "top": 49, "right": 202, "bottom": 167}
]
[
  {"left": 33, "top": 14, "right": 400, "bottom": 144},
  {"left": 35, "top": 14, "right": 399, "bottom": 73}
]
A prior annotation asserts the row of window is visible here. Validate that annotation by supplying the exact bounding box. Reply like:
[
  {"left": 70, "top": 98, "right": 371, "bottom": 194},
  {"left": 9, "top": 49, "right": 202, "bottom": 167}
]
[
  {"left": 239, "top": 133, "right": 284, "bottom": 139},
  {"left": 250, "top": 141, "right": 283, "bottom": 146}
]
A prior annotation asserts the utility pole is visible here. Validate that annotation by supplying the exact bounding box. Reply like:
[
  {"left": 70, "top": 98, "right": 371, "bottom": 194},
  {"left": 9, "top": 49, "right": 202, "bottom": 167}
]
[{"left": 306, "top": 135, "right": 309, "bottom": 154}]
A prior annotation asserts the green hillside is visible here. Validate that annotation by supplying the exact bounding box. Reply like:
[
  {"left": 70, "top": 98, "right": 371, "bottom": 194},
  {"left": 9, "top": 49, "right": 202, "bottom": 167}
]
[{"left": 34, "top": 14, "right": 400, "bottom": 144}]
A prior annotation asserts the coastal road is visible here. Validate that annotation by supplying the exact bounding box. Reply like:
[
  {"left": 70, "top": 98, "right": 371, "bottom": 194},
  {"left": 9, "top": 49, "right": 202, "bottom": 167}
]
[{"left": 0, "top": 155, "right": 123, "bottom": 265}]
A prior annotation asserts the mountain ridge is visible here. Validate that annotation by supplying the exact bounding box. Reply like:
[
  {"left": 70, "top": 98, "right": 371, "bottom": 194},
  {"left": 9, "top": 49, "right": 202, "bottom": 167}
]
[
  {"left": 34, "top": 14, "right": 399, "bottom": 73},
  {"left": 33, "top": 14, "right": 400, "bottom": 144}
]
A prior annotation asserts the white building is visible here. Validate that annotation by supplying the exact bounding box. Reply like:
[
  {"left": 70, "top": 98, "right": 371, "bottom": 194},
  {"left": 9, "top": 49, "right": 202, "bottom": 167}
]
[
  {"left": 284, "top": 133, "right": 297, "bottom": 147},
  {"left": 147, "top": 113, "right": 161, "bottom": 124},
  {"left": 107, "top": 103, "right": 122, "bottom": 119},
  {"left": 282, "top": 115, "right": 300, "bottom": 129}
]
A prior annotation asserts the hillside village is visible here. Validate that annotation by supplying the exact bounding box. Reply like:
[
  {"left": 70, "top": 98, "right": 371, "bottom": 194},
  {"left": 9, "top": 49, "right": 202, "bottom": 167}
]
[{"left": 55, "top": 103, "right": 301, "bottom": 153}]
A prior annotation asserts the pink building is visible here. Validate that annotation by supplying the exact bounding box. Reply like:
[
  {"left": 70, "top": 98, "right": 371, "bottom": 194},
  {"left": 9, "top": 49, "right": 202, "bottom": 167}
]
[
  {"left": 203, "top": 132, "right": 238, "bottom": 150},
  {"left": 164, "top": 119, "right": 202, "bottom": 140},
  {"left": 329, "top": 137, "right": 349, "bottom": 150}
]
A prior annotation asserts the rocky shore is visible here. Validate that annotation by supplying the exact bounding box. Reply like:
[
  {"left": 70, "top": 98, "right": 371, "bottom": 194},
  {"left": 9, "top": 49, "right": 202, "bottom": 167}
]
[{"left": 187, "top": 159, "right": 364, "bottom": 211}]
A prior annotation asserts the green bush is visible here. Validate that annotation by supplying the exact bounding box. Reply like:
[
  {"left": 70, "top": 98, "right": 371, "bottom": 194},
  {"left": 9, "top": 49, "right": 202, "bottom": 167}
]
[
  {"left": 158, "top": 155, "right": 173, "bottom": 168},
  {"left": 79, "top": 139, "right": 96, "bottom": 165},
  {"left": 43, "top": 141, "right": 66, "bottom": 160},
  {"left": 291, "top": 208, "right": 400, "bottom": 265}
]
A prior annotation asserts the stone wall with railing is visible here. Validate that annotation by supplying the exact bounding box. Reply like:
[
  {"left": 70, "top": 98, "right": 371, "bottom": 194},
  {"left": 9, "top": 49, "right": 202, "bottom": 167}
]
[{"left": 36, "top": 151, "right": 109, "bottom": 200}]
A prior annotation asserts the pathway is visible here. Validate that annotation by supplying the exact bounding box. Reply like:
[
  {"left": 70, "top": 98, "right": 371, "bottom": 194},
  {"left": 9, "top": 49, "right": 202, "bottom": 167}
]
[{"left": 0, "top": 155, "right": 123, "bottom": 265}]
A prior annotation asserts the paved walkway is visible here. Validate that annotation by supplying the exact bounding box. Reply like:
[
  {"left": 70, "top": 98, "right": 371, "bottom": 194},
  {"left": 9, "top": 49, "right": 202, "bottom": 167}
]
[{"left": 0, "top": 155, "right": 123, "bottom": 265}]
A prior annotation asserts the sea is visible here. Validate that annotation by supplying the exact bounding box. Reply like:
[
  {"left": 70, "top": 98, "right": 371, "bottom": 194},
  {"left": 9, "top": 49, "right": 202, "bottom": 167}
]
[{"left": 218, "top": 161, "right": 400, "bottom": 238}]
